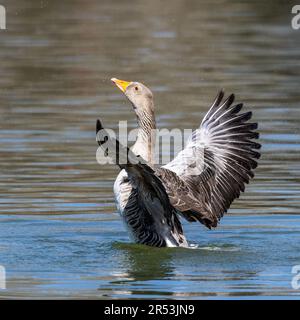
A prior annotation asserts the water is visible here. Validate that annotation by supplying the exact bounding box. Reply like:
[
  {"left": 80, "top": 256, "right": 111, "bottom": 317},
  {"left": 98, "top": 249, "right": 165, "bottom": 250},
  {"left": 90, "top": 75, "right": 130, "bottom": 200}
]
[{"left": 0, "top": 0, "right": 300, "bottom": 299}]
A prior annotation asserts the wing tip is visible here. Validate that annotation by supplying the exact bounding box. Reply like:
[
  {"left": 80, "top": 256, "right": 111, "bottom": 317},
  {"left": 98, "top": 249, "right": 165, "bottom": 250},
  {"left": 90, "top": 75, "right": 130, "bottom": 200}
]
[
  {"left": 217, "top": 89, "right": 225, "bottom": 101},
  {"left": 96, "top": 119, "right": 103, "bottom": 134}
]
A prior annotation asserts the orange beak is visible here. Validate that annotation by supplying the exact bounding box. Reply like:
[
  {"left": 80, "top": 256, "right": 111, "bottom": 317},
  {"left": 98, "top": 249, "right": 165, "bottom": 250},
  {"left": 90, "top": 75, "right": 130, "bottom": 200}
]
[{"left": 111, "top": 78, "right": 132, "bottom": 93}]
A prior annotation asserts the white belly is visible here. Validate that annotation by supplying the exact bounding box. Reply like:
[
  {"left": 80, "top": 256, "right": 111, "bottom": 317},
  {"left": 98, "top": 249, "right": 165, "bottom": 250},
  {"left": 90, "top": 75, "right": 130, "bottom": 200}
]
[
  {"left": 113, "top": 169, "right": 188, "bottom": 248},
  {"left": 113, "top": 169, "right": 132, "bottom": 216}
]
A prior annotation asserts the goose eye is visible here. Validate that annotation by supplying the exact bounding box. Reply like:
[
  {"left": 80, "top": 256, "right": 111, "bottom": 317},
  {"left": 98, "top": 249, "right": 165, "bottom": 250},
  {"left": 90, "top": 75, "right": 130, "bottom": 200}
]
[{"left": 134, "top": 86, "right": 139, "bottom": 91}]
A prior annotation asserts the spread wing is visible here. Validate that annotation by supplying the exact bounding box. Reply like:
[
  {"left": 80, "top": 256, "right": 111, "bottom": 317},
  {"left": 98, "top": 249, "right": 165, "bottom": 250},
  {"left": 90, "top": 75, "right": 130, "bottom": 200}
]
[{"left": 161, "top": 91, "right": 261, "bottom": 228}]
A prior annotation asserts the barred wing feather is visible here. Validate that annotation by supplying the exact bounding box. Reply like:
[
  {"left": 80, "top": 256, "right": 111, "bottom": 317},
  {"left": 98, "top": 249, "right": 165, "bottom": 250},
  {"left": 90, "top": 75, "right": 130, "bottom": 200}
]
[{"left": 162, "top": 91, "right": 261, "bottom": 228}]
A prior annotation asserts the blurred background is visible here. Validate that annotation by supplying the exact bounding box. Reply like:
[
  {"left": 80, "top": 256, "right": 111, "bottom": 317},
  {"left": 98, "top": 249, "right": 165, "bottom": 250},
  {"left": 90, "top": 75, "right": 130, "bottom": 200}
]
[{"left": 0, "top": 0, "right": 299, "bottom": 299}]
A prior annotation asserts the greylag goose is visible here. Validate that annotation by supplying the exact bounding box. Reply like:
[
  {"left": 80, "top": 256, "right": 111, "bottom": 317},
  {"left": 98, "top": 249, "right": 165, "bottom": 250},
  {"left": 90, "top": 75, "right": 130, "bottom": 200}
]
[{"left": 96, "top": 78, "right": 260, "bottom": 247}]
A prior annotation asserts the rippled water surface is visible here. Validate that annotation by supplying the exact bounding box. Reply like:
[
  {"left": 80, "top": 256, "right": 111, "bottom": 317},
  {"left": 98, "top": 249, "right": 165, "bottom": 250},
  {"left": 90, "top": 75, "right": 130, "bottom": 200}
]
[{"left": 0, "top": 0, "right": 300, "bottom": 299}]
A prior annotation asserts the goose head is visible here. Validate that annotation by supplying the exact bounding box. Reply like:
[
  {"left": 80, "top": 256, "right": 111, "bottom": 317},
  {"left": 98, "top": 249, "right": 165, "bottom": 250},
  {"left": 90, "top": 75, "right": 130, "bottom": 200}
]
[{"left": 111, "top": 78, "right": 154, "bottom": 117}]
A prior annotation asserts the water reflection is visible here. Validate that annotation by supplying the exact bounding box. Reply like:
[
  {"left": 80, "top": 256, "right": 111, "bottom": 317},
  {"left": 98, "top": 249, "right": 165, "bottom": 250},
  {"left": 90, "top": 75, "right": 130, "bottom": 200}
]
[
  {"left": 116, "top": 244, "right": 174, "bottom": 281},
  {"left": 104, "top": 244, "right": 174, "bottom": 297},
  {"left": 106, "top": 243, "right": 268, "bottom": 298}
]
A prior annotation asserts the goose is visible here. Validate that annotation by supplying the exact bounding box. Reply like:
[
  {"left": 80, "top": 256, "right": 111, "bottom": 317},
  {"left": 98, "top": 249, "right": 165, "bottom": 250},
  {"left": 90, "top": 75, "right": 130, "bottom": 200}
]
[{"left": 96, "top": 78, "right": 261, "bottom": 247}]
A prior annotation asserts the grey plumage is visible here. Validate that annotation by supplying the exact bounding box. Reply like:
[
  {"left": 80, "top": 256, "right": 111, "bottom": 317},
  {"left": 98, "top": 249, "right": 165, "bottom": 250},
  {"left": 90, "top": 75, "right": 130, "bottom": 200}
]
[
  {"left": 96, "top": 80, "right": 260, "bottom": 247},
  {"left": 96, "top": 119, "right": 187, "bottom": 247},
  {"left": 161, "top": 90, "right": 261, "bottom": 229}
]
